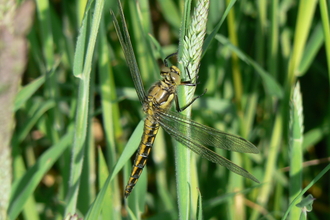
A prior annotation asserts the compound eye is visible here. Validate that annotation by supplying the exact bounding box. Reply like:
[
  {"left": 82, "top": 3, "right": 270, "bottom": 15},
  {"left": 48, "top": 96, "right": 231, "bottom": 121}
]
[
  {"left": 170, "top": 66, "right": 180, "bottom": 75},
  {"left": 161, "top": 67, "right": 170, "bottom": 76},
  {"left": 170, "top": 67, "right": 177, "bottom": 73},
  {"left": 170, "top": 72, "right": 181, "bottom": 85}
]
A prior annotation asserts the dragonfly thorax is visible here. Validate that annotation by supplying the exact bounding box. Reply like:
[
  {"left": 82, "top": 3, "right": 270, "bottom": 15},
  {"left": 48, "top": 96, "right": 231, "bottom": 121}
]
[{"left": 145, "top": 79, "right": 176, "bottom": 113}]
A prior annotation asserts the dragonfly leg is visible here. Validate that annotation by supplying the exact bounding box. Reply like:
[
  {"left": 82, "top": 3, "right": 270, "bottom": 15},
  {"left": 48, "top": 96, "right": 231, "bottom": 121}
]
[
  {"left": 164, "top": 52, "right": 178, "bottom": 67},
  {"left": 175, "top": 88, "right": 207, "bottom": 112},
  {"left": 181, "top": 62, "right": 203, "bottom": 86}
]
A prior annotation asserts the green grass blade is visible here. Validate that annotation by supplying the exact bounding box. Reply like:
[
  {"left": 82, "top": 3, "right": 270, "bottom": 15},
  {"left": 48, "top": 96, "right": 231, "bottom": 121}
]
[
  {"left": 97, "top": 147, "right": 121, "bottom": 219},
  {"left": 35, "top": 0, "right": 54, "bottom": 68},
  {"left": 176, "top": 0, "right": 209, "bottom": 219},
  {"left": 202, "top": 0, "right": 236, "bottom": 57},
  {"left": 16, "top": 100, "right": 55, "bottom": 142},
  {"left": 8, "top": 132, "right": 73, "bottom": 219},
  {"left": 85, "top": 120, "right": 143, "bottom": 220},
  {"left": 282, "top": 163, "right": 330, "bottom": 220},
  {"left": 175, "top": 0, "right": 193, "bottom": 218},
  {"left": 14, "top": 76, "right": 45, "bottom": 111},
  {"left": 72, "top": 0, "right": 97, "bottom": 78},
  {"left": 196, "top": 189, "right": 203, "bottom": 220},
  {"left": 65, "top": 0, "right": 104, "bottom": 216},
  {"left": 319, "top": 0, "right": 330, "bottom": 80},
  {"left": 287, "top": 0, "right": 318, "bottom": 81},
  {"left": 214, "top": 34, "right": 283, "bottom": 98},
  {"left": 298, "top": 23, "right": 324, "bottom": 75}
]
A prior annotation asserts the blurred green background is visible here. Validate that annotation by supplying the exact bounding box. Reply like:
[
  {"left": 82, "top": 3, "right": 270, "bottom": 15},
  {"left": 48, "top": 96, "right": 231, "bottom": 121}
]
[{"left": 4, "top": 0, "right": 330, "bottom": 219}]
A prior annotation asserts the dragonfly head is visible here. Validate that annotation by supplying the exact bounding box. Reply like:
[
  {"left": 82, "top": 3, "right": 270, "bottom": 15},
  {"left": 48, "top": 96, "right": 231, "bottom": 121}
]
[{"left": 161, "top": 65, "right": 181, "bottom": 85}]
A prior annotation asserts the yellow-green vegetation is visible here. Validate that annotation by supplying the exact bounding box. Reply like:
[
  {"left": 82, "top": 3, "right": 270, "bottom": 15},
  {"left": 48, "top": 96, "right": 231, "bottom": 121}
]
[{"left": 5, "top": 0, "right": 330, "bottom": 219}]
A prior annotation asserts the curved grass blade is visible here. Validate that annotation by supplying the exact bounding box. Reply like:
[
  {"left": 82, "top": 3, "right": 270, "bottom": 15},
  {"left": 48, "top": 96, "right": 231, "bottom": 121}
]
[
  {"left": 85, "top": 120, "right": 144, "bottom": 219},
  {"left": 9, "top": 132, "right": 73, "bottom": 219}
]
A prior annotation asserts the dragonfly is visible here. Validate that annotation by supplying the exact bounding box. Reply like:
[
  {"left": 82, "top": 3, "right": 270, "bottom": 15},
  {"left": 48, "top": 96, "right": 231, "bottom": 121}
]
[{"left": 111, "top": 0, "right": 259, "bottom": 198}]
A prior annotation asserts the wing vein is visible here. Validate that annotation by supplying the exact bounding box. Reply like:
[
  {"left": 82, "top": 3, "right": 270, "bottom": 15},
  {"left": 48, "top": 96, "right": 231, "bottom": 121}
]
[
  {"left": 158, "top": 110, "right": 259, "bottom": 154},
  {"left": 158, "top": 113, "right": 259, "bottom": 183},
  {"left": 111, "top": 3, "right": 146, "bottom": 104}
]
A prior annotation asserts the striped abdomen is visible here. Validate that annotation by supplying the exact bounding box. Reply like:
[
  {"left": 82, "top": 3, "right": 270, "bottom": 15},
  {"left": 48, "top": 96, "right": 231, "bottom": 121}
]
[{"left": 124, "top": 116, "right": 159, "bottom": 197}]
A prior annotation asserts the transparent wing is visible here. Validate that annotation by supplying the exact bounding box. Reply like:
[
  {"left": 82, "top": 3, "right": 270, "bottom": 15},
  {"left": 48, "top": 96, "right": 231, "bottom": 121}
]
[
  {"left": 157, "top": 110, "right": 259, "bottom": 154},
  {"left": 111, "top": 1, "right": 146, "bottom": 104},
  {"left": 157, "top": 111, "right": 259, "bottom": 183}
]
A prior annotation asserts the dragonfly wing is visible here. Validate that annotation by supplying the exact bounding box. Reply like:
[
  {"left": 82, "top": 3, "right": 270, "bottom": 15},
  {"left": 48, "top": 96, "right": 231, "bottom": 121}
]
[
  {"left": 158, "top": 113, "right": 259, "bottom": 183},
  {"left": 111, "top": 1, "right": 146, "bottom": 104},
  {"left": 157, "top": 110, "right": 259, "bottom": 154}
]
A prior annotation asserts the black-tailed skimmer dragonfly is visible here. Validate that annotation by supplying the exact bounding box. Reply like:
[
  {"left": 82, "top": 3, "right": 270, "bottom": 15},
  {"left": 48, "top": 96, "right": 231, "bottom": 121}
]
[{"left": 111, "top": 0, "right": 259, "bottom": 198}]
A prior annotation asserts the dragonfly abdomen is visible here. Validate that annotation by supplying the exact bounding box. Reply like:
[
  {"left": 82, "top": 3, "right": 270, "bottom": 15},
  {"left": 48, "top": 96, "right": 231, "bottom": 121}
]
[{"left": 124, "top": 116, "right": 160, "bottom": 197}]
